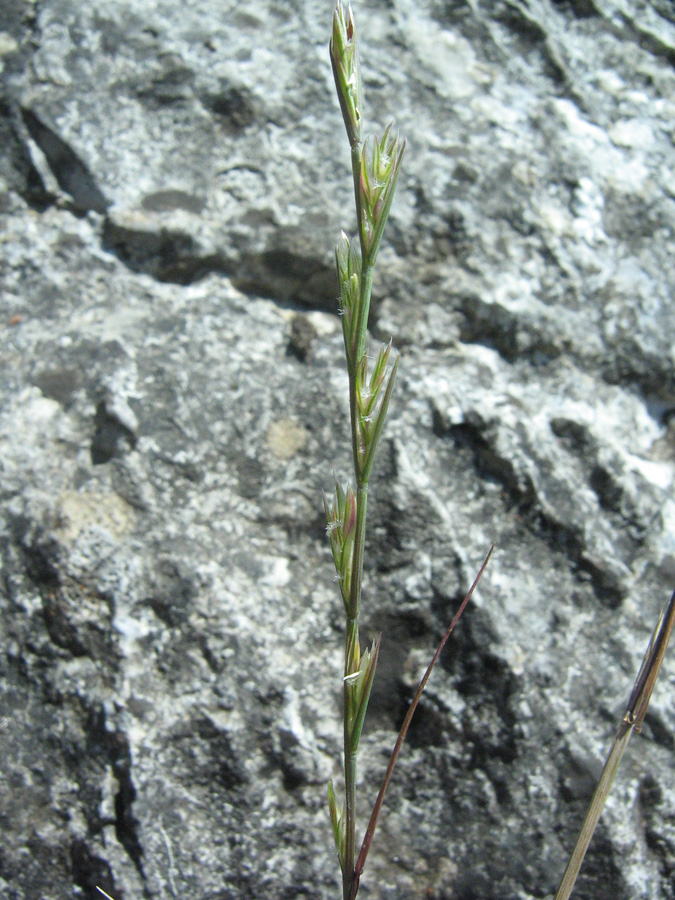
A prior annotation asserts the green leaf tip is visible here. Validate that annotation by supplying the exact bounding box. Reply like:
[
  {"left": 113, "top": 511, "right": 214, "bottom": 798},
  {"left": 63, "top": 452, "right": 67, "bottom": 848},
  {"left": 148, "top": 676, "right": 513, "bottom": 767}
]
[{"left": 328, "top": 779, "right": 347, "bottom": 872}]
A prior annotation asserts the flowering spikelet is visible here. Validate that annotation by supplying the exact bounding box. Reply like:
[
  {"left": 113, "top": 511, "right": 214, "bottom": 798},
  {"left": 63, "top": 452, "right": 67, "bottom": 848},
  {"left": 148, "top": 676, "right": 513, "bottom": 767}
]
[
  {"left": 330, "top": 1, "right": 363, "bottom": 148},
  {"left": 323, "top": 479, "right": 358, "bottom": 613},
  {"left": 335, "top": 231, "right": 362, "bottom": 367},
  {"left": 345, "top": 634, "right": 381, "bottom": 751},
  {"left": 359, "top": 125, "right": 406, "bottom": 262},
  {"left": 354, "top": 341, "right": 399, "bottom": 481}
]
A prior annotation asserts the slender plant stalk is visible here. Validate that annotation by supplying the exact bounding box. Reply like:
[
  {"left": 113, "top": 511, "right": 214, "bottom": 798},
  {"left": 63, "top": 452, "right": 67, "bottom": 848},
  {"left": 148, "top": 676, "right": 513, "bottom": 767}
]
[
  {"left": 326, "top": 4, "right": 406, "bottom": 898},
  {"left": 554, "top": 588, "right": 675, "bottom": 900}
]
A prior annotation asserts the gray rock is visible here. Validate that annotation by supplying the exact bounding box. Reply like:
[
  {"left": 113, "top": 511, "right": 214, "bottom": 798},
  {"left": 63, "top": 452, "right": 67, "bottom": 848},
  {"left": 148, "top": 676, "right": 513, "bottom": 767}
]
[{"left": 1, "top": 1, "right": 674, "bottom": 899}]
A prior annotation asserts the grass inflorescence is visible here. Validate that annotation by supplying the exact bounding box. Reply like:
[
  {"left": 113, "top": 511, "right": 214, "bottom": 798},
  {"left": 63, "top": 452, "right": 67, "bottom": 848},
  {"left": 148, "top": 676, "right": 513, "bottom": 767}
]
[{"left": 326, "top": 4, "right": 491, "bottom": 899}]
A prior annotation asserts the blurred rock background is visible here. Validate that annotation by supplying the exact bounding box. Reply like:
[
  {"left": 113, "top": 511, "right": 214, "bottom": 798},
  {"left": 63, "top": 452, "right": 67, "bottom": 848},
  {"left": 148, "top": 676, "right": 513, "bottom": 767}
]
[{"left": 1, "top": 1, "right": 674, "bottom": 898}]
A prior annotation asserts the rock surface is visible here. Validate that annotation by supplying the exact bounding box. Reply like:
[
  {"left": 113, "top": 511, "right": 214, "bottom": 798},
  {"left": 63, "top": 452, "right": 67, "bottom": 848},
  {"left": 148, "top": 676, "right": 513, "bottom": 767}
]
[{"left": 1, "top": 1, "right": 674, "bottom": 899}]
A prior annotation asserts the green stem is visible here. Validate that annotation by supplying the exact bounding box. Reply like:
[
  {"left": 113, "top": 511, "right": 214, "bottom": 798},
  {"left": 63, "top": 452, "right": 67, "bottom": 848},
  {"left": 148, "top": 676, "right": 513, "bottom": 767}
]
[
  {"left": 342, "top": 746, "right": 357, "bottom": 900},
  {"left": 351, "top": 142, "right": 364, "bottom": 252},
  {"left": 350, "top": 140, "right": 373, "bottom": 367},
  {"left": 343, "top": 616, "right": 359, "bottom": 900},
  {"left": 347, "top": 361, "right": 369, "bottom": 624},
  {"left": 348, "top": 484, "right": 368, "bottom": 619},
  {"left": 354, "top": 262, "right": 374, "bottom": 367},
  {"left": 342, "top": 484, "right": 367, "bottom": 900},
  {"left": 348, "top": 372, "right": 361, "bottom": 494},
  {"left": 342, "top": 272, "right": 370, "bottom": 900}
]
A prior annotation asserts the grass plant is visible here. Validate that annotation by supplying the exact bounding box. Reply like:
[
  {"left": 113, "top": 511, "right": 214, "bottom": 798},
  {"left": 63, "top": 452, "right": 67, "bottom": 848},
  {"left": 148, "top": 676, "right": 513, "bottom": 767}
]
[
  {"left": 325, "top": 4, "right": 674, "bottom": 900},
  {"left": 326, "top": 4, "right": 492, "bottom": 898}
]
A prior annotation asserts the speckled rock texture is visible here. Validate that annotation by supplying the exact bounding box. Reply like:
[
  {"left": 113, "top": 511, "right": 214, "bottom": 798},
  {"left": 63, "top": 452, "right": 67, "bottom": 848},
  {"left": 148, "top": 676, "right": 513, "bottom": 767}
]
[{"left": 1, "top": 1, "right": 674, "bottom": 899}]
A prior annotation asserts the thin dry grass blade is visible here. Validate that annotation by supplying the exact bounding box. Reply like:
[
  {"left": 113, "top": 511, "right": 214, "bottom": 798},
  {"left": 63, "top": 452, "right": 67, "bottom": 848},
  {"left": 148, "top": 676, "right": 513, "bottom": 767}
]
[
  {"left": 350, "top": 544, "right": 494, "bottom": 900},
  {"left": 554, "top": 588, "right": 675, "bottom": 900}
]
